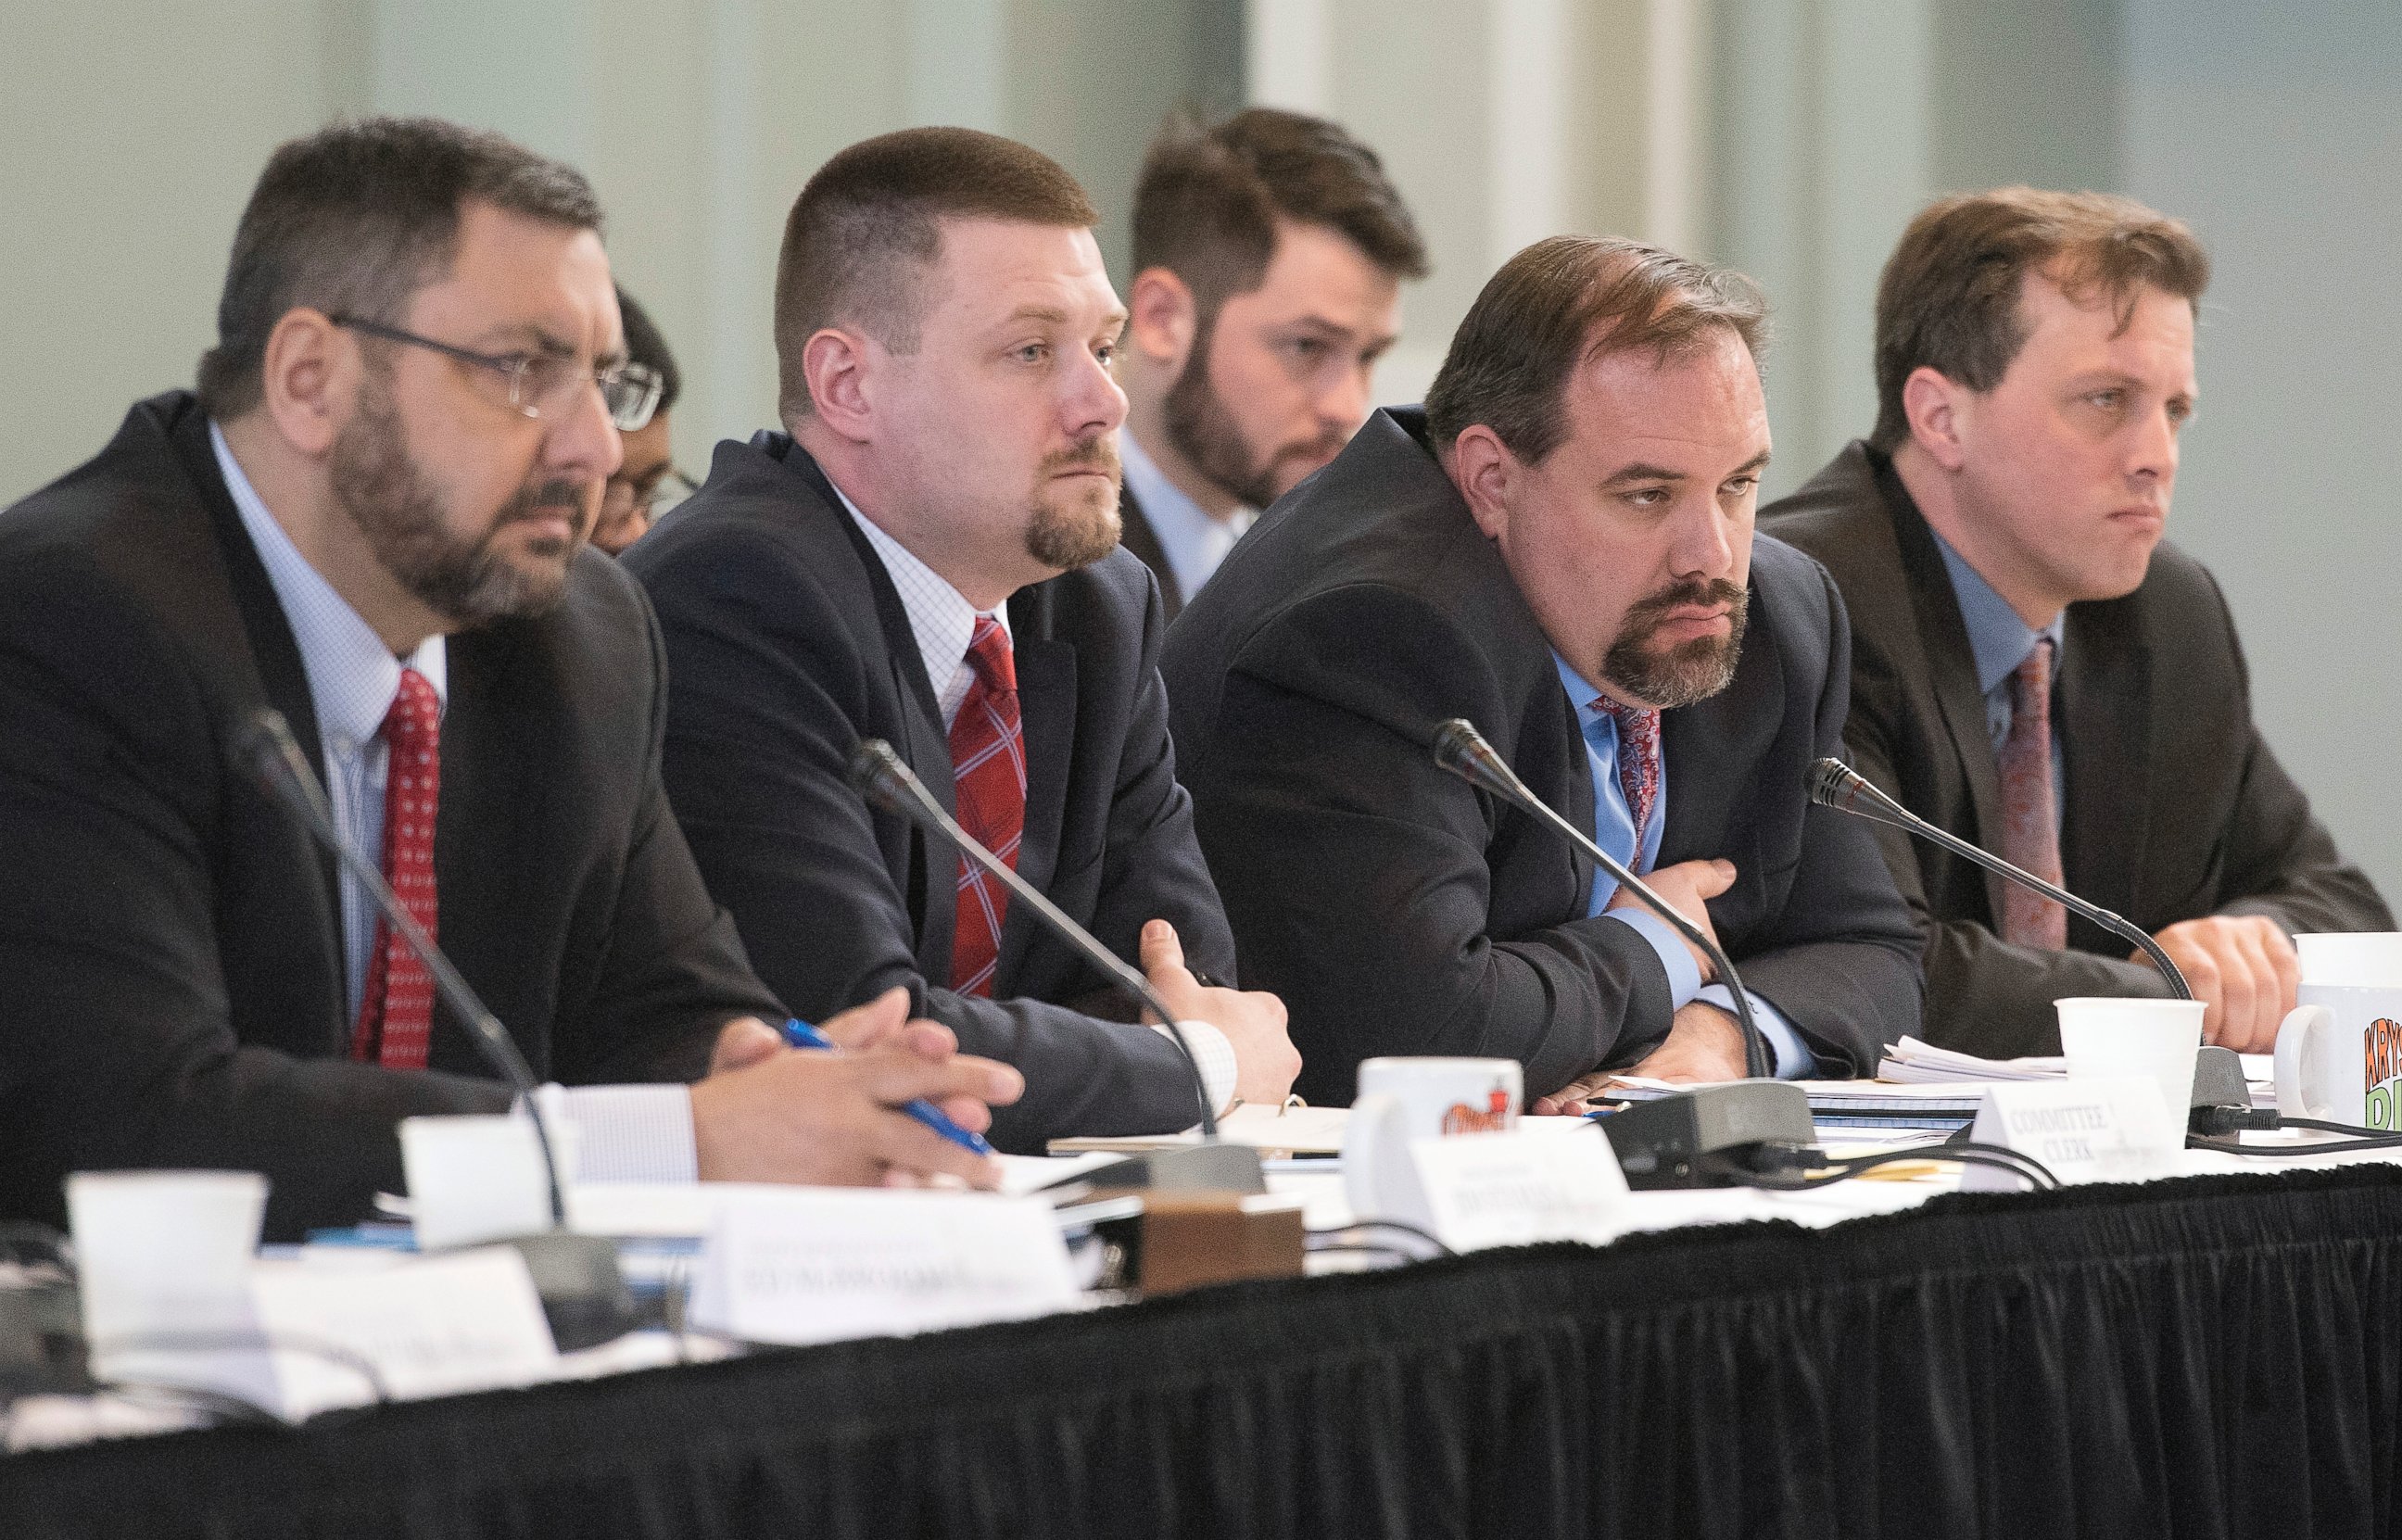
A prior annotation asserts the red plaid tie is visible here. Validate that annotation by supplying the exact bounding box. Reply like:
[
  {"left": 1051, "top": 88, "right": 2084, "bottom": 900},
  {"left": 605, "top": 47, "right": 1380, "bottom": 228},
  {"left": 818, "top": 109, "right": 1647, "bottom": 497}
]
[
  {"left": 351, "top": 666, "right": 440, "bottom": 1068},
  {"left": 1599, "top": 696, "right": 1662, "bottom": 864},
  {"left": 947, "top": 617, "right": 1026, "bottom": 997},
  {"left": 1997, "top": 637, "right": 2067, "bottom": 948}
]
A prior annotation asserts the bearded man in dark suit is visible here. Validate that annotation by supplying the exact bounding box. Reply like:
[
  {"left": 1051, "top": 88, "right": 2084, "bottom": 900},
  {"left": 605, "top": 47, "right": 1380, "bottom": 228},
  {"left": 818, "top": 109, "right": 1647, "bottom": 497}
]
[
  {"left": 1163, "top": 236, "right": 1922, "bottom": 1108},
  {"left": 0, "top": 119, "right": 1018, "bottom": 1240}
]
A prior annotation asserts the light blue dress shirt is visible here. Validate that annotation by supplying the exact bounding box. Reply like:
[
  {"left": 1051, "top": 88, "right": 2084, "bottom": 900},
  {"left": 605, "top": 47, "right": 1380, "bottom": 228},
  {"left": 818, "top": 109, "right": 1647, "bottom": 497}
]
[
  {"left": 209, "top": 423, "right": 695, "bottom": 1181},
  {"left": 1930, "top": 529, "right": 2067, "bottom": 810},
  {"left": 1552, "top": 651, "right": 1816, "bottom": 1079},
  {"left": 1119, "top": 429, "right": 1255, "bottom": 605}
]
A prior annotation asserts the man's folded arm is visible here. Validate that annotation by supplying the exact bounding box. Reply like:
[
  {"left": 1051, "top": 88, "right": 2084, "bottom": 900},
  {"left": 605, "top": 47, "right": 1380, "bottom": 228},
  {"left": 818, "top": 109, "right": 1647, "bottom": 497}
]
[
  {"left": 1198, "top": 587, "right": 1678, "bottom": 1102},
  {"left": 1729, "top": 564, "right": 1923, "bottom": 1075}
]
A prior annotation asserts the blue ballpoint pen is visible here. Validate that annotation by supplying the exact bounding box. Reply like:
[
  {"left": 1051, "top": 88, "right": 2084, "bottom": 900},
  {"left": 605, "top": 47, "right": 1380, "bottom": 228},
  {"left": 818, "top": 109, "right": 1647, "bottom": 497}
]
[{"left": 780, "top": 1018, "right": 997, "bottom": 1157}]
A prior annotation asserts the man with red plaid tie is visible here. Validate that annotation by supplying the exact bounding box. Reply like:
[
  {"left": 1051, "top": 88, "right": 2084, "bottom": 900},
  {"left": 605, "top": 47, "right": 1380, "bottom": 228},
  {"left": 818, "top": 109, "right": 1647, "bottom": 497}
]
[
  {"left": 0, "top": 120, "right": 1021, "bottom": 1242},
  {"left": 630, "top": 128, "right": 1300, "bottom": 1149}
]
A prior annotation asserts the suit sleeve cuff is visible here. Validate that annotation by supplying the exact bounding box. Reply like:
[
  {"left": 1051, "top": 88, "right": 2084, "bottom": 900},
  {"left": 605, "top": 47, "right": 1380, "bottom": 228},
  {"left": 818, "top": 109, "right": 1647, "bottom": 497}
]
[
  {"left": 527, "top": 1083, "right": 700, "bottom": 1184},
  {"left": 1605, "top": 909, "right": 1704, "bottom": 1009},
  {"left": 1693, "top": 986, "right": 1818, "bottom": 1079},
  {"left": 1156, "top": 1021, "right": 1239, "bottom": 1123}
]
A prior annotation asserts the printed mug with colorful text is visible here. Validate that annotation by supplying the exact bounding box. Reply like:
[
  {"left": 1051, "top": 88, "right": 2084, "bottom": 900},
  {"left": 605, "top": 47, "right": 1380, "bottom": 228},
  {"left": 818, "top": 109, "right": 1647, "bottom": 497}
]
[{"left": 2275, "top": 933, "right": 2402, "bottom": 1129}]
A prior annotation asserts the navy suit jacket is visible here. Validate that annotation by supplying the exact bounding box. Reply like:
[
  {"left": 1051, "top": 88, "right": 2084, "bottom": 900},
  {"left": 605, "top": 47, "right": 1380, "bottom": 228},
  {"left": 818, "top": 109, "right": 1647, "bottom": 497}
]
[
  {"left": 1161, "top": 408, "right": 1922, "bottom": 1104},
  {"left": 626, "top": 434, "right": 1233, "bottom": 1148}
]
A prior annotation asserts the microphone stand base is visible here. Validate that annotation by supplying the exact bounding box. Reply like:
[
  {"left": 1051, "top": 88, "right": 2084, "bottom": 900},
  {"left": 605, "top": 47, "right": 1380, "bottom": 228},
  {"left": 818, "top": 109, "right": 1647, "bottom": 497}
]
[
  {"left": 1055, "top": 1143, "right": 1269, "bottom": 1195},
  {"left": 476, "top": 1231, "right": 642, "bottom": 1351},
  {"left": 1596, "top": 1082, "right": 1814, "bottom": 1189}
]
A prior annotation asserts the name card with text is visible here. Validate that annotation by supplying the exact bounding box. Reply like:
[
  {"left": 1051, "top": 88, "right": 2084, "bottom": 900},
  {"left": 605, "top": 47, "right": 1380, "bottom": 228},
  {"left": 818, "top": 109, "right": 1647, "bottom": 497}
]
[
  {"left": 689, "top": 1188, "right": 1081, "bottom": 1347},
  {"left": 1963, "top": 1078, "right": 2181, "bottom": 1191},
  {"left": 1406, "top": 1130, "right": 1633, "bottom": 1252},
  {"left": 251, "top": 1247, "right": 561, "bottom": 1421}
]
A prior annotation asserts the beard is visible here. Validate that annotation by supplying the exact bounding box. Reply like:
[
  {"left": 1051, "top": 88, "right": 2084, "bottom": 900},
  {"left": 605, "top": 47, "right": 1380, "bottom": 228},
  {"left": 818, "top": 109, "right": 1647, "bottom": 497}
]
[
  {"left": 1024, "top": 431, "right": 1124, "bottom": 570},
  {"left": 1601, "top": 577, "right": 1750, "bottom": 709},
  {"left": 1162, "top": 314, "right": 1348, "bottom": 510},
  {"left": 328, "top": 372, "right": 588, "bottom": 627}
]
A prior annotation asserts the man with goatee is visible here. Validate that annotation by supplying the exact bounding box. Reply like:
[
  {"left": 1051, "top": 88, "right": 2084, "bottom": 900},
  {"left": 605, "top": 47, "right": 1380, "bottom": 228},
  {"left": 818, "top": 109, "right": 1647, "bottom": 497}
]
[
  {"left": 629, "top": 129, "right": 1298, "bottom": 1148},
  {"left": 1162, "top": 236, "right": 1922, "bottom": 1107}
]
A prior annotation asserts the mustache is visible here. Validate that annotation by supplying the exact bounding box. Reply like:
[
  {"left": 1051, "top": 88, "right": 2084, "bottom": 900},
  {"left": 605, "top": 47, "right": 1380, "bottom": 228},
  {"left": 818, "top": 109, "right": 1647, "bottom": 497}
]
[
  {"left": 1624, "top": 577, "right": 1746, "bottom": 628},
  {"left": 1040, "top": 438, "right": 1120, "bottom": 479},
  {"left": 494, "top": 479, "right": 589, "bottom": 527}
]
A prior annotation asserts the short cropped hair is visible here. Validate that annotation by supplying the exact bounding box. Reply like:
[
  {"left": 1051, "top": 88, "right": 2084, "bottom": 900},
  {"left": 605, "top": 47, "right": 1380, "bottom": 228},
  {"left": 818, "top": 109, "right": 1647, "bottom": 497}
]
[
  {"left": 196, "top": 117, "right": 604, "bottom": 420},
  {"left": 615, "top": 286, "right": 681, "bottom": 417},
  {"left": 774, "top": 127, "right": 1097, "bottom": 421},
  {"left": 1872, "top": 187, "right": 2209, "bottom": 450},
  {"left": 1131, "top": 107, "right": 1427, "bottom": 318},
  {"left": 1424, "top": 235, "right": 1767, "bottom": 464}
]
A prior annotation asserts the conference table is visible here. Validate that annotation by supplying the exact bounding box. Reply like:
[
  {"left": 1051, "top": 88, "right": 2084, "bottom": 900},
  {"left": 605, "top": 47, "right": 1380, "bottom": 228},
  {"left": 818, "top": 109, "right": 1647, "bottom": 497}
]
[{"left": 6, "top": 1155, "right": 2401, "bottom": 1539}]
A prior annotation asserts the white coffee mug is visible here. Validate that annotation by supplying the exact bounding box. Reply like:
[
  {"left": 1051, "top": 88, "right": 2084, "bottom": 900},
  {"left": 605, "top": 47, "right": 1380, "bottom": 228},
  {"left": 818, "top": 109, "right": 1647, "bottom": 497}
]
[
  {"left": 1344, "top": 1057, "right": 1522, "bottom": 1223},
  {"left": 2275, "top": 933, "right": 2402, "bottom": 1127}
]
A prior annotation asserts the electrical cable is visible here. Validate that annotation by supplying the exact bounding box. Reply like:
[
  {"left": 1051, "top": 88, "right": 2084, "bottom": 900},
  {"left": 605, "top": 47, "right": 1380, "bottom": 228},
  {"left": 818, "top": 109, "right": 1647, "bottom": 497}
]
[{"left": 1713, "top": 1140, "right": 2062, "bottom": 1192}]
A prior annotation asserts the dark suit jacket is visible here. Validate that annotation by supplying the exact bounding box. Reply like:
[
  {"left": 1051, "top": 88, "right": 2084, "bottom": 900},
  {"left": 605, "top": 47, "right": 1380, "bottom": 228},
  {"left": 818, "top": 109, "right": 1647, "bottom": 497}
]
[
  {"left": 0, "top": 394, "right": 780, "bottom": 1239},
  {"left": 1117, "top": 481, "right": 1184, "bottom": 622},
  {"left": 625, "top": 434, "right": 1233, "bottom": 1149},
  {"left": 1764, "top": 441, "right": 2392, "bottom": 1056},
  {"left": 1160, "top": 408, "right": 1923, "bottom": 1104}
]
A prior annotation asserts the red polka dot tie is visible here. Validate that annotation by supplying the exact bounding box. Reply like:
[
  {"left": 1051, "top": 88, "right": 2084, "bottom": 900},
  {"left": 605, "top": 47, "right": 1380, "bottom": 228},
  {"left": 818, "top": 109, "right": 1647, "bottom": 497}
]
[
  {"left": 351, "top": 666, "right": 440, "bottom": 1069},
  {"left": 1599, "top": 696, "right": 1662, "bottom": 863},
  {"left": 947, "top": 617, "right": 1025, "bottom": 998}
]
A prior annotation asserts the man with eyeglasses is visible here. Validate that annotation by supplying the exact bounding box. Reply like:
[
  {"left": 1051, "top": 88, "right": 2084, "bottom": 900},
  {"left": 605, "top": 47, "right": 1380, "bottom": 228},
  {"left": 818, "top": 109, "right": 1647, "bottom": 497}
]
[
  {"left": 594, "top": 286, "right": 695, "bottom": 555},
  {"left": 0, "top": 118, "right": 1020, "bottom": 1243}
]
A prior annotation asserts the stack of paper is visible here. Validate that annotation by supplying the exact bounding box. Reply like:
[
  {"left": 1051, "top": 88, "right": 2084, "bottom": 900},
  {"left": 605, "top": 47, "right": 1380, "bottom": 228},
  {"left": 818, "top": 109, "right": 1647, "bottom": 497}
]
[{"left": 1877, "top": 1036, "right": 2065, "bottom": 1084}]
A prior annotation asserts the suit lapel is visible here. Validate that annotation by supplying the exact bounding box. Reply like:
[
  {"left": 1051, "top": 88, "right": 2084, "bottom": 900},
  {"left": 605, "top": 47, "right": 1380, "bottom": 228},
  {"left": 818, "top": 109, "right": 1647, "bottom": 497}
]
[
  {"left": 1117, "top": 484, "right": 1182, "bottom": 621},
  {"left": 1878, "top": 463, "right": 2009, "bottom": 911},
  {"left": 174, "top": 410, "right": 348, "bottom": 1015},
  {"left": 1000, "top": 593, "right": 1073, "bottom": 985},
  {"left": 2058, "top": 600, "right": 2152, "bottom": 932}
]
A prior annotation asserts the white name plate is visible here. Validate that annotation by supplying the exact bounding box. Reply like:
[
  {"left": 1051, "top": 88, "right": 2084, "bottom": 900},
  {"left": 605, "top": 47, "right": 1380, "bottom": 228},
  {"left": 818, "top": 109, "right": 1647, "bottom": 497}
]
[
  {"left": 1963, "top": 1077, "right": 2181, "bottom": 1191},
  {"left": 250, "top": 1247, "right": 561, "bottom": 1420},
  {"left": 1406, "top": 1130, "right": 1633, "bottom": 1252},
  {"left": 689, "top": 1188, "right": 1081, "bottom": 1347}
]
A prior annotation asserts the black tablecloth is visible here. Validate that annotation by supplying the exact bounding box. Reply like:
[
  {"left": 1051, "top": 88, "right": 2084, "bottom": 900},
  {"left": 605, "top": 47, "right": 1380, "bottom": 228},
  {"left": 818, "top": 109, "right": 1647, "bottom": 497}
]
[{"left": 8, "top": 1166, "right": 2402, "bottom": 1539}]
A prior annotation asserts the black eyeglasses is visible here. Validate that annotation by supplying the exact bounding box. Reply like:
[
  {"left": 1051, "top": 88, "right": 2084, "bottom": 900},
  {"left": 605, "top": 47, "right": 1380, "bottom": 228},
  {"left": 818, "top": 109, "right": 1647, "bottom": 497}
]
[{"left": 329, "top": 314, "right": 664, "bottom": 431}]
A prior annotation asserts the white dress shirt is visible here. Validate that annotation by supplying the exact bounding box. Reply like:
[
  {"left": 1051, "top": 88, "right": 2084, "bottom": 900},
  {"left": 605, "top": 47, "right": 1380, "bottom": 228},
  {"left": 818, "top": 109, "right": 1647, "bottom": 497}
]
[
  {"left": 830, "top": 477, "right": 1242, "bottom": 1117},
  {"left": 1119, "top": 429, "right": 1255, "bottom": 605},
  {"left": 210, "top": 423, "right": 696, "bottom": 1181}
]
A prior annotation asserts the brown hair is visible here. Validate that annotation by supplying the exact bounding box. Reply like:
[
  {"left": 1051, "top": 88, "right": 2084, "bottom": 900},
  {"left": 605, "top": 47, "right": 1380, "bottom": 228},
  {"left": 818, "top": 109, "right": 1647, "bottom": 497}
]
[
  {"left": 1131, "top": 107, "right": 1427, "bottom": 320},
  {"left": 1871, "top": 187, "right": 2209, "bottom": 449},
  {"left": 1424, "top": 235, "right": 1766, "bottom": 463},
  {"left": 196, "top": 118, "right": 603, "bottom": 420},
  {"left": 774, "top": 127, "right": 1098, "bottom": 421}
]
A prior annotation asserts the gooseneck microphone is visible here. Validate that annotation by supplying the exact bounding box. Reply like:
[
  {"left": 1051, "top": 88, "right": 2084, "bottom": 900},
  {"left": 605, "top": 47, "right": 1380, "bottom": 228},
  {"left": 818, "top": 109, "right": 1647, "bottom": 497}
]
[
  {"left": 848, "top": 738, "right": 1224, "bottom": 1141},
  {"left": 1432, "top": 719, "right": 1772, "bottom": 1080},
  {"left": 234, "top": 710, "right": 633, "bottom": 1348},
  {"left": 1805, "top": 757, "right": 2193, "bottom": 1000}
]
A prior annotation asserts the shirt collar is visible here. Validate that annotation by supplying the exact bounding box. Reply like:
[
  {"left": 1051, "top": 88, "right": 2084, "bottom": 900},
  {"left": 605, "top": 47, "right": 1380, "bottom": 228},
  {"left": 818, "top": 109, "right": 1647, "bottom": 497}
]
[
  {"left": 1119, "top": 428, "right": 1255, "bottom": 598},
  {"left": 1931, "top": 526, "right": 2067, "bottom": 698},
  {"left": 209, "top": 421, "right": 446, "bottom": 752},
  {"left": 822, "top": 471, "right": 1009, "bottom": 705},
  {"left": 1551, "top": 650, "right": 1619, "bottom": 735}
]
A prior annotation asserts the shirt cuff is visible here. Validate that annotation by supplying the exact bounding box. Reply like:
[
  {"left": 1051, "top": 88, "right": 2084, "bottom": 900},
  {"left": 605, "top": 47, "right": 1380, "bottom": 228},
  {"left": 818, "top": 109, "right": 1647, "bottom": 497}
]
[
  {"left": 1605, "top": 908, "right": 1704, "bottom": 1009},
  {"left": 1694, "top": 986, "right": 1818, "bottom": 1079},
  {"left": 1156, "top": 1021, "right": 1239, "bottom": 1124},
  {"left": 526, "top": 1082, "right": 700, "bottom": 1184}
]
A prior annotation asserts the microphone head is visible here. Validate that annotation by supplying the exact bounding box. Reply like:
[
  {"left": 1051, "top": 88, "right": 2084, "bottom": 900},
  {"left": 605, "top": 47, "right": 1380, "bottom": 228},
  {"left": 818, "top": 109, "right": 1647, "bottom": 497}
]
[
  {"left": 847, "top": 738, "right": 916, "bottom": 814},
  {"left": 1806, "top": 757, "right": 1865, "bottom": 810},
  {"left": 1432, "top": 718, "right": 1495, "bottom": 778},
  {"left": 232, "top": 708, "right": 302, "bottom": 776}
]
